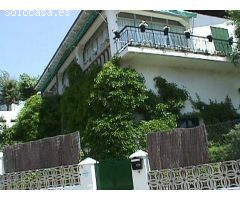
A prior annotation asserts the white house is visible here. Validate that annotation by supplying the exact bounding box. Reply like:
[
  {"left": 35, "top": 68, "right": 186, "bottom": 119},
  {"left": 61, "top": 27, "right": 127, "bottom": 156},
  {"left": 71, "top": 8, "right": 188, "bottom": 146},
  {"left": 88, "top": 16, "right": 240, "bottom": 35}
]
[
  {"left": 35, "top": 10, "right": 240, "bottom": 126},
  {"left": 0, "top": 102, "right": 24, "bottom": 132}
]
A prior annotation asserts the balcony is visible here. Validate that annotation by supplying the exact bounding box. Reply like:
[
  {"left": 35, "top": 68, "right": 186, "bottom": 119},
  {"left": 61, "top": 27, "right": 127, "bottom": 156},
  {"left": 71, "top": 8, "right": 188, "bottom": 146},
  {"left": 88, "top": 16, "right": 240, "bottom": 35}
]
[
  {"left": 116, "top": 26, "right": 237, "bottom": 72},
  {"left": 117, "top": 25, "right": 235, "bottom": 56}
]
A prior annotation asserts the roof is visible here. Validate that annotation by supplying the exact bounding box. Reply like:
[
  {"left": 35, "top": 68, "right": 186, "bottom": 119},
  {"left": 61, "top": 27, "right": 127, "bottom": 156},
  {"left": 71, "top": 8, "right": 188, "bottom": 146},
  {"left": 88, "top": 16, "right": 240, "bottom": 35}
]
[
  {"left": 186, "top": 10, "right": 228, "bottom": 18},
  {"left": 35, "top": 10, "right": 99, "bottom": 92},
  {"left": 159, "top": 10, "right": 197, "bottom": 18}
]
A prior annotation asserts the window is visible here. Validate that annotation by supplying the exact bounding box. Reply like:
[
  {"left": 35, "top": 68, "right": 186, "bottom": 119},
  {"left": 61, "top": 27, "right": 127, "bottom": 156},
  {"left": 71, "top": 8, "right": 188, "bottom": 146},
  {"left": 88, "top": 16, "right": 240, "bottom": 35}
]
[
  {"left": 83, "top": 23, "right": 109, "bottom": 65},
  {"left": 210, "top": 26, "right": 231, "bottom": 54}
]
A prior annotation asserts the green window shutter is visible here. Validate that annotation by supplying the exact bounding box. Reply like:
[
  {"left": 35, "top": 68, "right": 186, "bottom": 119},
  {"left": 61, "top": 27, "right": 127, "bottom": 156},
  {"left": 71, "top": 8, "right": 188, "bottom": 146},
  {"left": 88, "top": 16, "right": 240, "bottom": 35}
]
[{"left": 210, "top": 26, "right": 231, "bottom": 54}]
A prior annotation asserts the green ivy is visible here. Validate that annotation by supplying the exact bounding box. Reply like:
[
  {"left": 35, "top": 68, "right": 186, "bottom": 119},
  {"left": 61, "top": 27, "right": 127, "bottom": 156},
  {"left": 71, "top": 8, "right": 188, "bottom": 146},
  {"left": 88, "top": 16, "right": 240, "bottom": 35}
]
[
  {"left": 191, "top": 95, "right": 239, "bottom": 143},
  {"left": 2, "top": 59, "right": 178, "bottom": 160},
  {"left": 60, "top": 62, "right": 101, "bottom": 135},
  {"left": 154, "top": 76, "right": 188, "bottom": 115},
  {"left": 84, "top": 60, "right": 178, "bottom": 159}
]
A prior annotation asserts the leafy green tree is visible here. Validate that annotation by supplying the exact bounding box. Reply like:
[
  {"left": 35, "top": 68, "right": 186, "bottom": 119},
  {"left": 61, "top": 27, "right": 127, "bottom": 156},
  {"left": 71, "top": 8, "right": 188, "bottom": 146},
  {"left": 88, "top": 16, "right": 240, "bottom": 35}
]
[
  {"left": 191, "top": 95, "right": 239, "bottom": 143},
  {"left": 1, "top": 94, "right": 61, "bottom": 145},
  {"left": 154, "top": 76, "right": 188, "bottom": 115},
  {"left": 229, "top": 11, "right": 240, "bottom": 48},
  {"left": 209, "top": 123, "right": 240, "bottom": 162},
  {"left": 85, "top": 115, "right": 139, "bottom": 159},
  {"left": 0, "top": 70, "right": 20, "bottom": 110},
  {"left": 224, "top": 123, "right": 240, "bottom": 160},
  {"left": 9, "top": 94, "right": 42, "bottom": 142},
  {"left": 85, "top": 61, "right": 177, "bottom": 159},
  {"left": 228, "top": 11, "right": 240, "bottom": 64},
  {"left": 0, "top": 70, "right": 10, "bottom": 88},
  {"left": 85, "top": 61, "right": 148, "bottom": 159},
  {"left": 88, "top": 61, "right": 148, "bottom": 117},
  {"left": 18, "top": 73, "right": 37, "bottom": 101}
]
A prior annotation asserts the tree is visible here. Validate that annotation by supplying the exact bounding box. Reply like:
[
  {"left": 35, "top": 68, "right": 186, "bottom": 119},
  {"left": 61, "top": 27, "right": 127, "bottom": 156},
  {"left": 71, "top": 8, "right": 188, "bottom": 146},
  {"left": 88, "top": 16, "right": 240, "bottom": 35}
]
[
  {"left": 1, "top": 94, "right": 61, "bottom": 144},
  {"left": 85, "top": 61, "right": 148, "bottom": 159},
  {"left": 0, "top": 70, "right": 10, "bottom": 88},
  {"left": 224, "top": 123, "right": 240, "bottom": 160},
  {"left": 0, "top": 70, "right": 20, "bottom": 110},
  {"left": 229, "top": 11, "right": 240, "bottom": 48},
  {"left": 9, "top": 94, "right": 42, "bottom": 142},
  {"left": 85, "top": 60, "right": 177, "bottom": 160},
  {"left": 18, "top": 73, "right": 37, "bottom": 101},
  {"left": 228, "top": 11, "right": 240, "bottom": 64}
]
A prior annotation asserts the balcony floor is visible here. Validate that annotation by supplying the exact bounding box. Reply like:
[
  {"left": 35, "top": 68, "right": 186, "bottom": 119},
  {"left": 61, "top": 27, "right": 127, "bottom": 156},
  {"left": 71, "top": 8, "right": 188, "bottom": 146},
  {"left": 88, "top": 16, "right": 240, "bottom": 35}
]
[{"left": 118, "top": 45, "right": 239, "bottom": 73}]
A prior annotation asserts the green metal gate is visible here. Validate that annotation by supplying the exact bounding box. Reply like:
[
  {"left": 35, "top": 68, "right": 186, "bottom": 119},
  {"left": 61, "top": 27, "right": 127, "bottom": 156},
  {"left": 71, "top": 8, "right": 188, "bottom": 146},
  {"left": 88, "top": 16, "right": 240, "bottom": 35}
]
[{"left": 95, "top": 159, "right": 133, "bottom": 190}]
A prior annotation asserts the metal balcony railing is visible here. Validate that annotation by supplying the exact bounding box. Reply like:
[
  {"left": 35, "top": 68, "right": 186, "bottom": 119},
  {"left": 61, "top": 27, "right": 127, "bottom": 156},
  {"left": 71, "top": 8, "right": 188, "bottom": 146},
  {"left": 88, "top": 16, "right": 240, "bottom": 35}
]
[{"left": 117, "top": 26, "right": 235, "bottom": 57}]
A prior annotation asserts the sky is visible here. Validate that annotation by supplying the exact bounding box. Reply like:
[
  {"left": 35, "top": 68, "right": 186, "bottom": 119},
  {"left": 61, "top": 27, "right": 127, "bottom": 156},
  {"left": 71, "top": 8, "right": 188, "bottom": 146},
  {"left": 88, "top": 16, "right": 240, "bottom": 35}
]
[{"left": 0, "top": 10, "right": 80, "bottom": 79}]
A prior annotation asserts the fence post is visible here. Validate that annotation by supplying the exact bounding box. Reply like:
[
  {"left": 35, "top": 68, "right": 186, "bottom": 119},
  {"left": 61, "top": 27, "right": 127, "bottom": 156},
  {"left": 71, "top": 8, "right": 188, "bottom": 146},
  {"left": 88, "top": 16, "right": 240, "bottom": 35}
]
[
  {"left": 0, "top": 152, "right": 4, "bottom": 175},
  {"left": 129, "top": 150, "right": 150, "bottom": 190},
  {"left": 79, "top": 157, "right": 97, "bottom": 190}
]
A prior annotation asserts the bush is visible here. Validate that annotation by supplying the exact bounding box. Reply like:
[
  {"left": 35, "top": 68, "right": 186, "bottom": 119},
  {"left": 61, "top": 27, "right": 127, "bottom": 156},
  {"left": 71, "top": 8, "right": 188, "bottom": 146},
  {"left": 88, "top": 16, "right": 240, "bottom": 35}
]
[
  {"left": 208, "top": 143, "right": 229, "bottom": 162},
  {"left": 85, "top": 115, "right": 139, "bottom": 160},
  {"left": 1, "top": 94, "right": 61, "bottom": 145},
  {"left": 9, "top": 94, "right": 42, "bottom": 142},
  {"left": 224, "top": 123, "right": 240, "bottom": 160},
  {"left": 138, "top": 118, "right": 177, "bottom": 150},
  {"left": 88, "top": 61, "right": 148, "bottom": 117},
  {"left": 192, "top": 95, "right": 239, "bottom": 143},
  {"left": 84, "top": 60, "right": 178, "bottom": 159},
  {"left": 85, "top": 61, "right": 149, "bottom": 159}
]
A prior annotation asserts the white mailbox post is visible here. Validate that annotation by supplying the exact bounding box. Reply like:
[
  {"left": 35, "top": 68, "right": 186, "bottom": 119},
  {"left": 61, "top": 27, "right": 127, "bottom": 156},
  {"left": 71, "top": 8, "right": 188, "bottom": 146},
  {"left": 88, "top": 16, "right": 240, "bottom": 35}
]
[
  {"left": 129, "top": 150, "right": 150, "bottom": 190},
  {"left": 79, "top": 157, "right": 98, "bottom": 190},
  {"left": 0, "top": 152, "right": 4, "bottom": 175}
]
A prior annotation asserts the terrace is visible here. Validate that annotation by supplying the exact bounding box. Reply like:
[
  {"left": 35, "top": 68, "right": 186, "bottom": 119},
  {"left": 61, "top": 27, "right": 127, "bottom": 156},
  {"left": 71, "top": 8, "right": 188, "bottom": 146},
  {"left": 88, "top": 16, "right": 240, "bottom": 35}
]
[{"left": 117, "top": 25, "right": 234, "bottom": 57}]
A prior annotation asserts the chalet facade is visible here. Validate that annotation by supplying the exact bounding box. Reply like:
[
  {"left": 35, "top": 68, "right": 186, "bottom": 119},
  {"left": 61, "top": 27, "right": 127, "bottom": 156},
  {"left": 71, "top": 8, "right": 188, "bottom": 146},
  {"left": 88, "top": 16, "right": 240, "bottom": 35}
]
[{"left": 35, "top": 10, "right": 240, "bottom": 126}]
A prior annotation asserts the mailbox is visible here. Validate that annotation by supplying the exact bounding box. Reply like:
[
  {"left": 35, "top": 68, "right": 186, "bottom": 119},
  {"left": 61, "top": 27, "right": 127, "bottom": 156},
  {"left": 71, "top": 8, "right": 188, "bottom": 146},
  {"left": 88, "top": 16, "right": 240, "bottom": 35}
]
[{"left": 131, "top": 157, "right": 143, "bottom": 170}]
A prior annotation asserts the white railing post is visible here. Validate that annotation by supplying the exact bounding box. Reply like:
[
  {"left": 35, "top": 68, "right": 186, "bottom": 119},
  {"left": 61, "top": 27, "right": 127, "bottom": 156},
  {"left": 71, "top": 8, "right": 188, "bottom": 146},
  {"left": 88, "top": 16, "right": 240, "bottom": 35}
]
[
  {"left": 129, "top": 150, "right": 150, "bottom": 190},
  {"left": 0, "top": 152, "right": 4, "bottom": 175},
  {"left": 79, "top": 157, "right": 97, "bottom": 190}
]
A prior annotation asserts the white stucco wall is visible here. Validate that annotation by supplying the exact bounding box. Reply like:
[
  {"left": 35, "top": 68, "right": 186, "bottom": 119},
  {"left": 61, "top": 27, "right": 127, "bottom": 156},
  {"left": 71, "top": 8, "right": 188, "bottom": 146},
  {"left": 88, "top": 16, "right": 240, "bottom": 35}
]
[
  {"left": 127, "top": 62, "right": 240, "bottom": 113},
  {"left": 0, "top": 152, "right": 4, "bottom": 175},
  {"left": 192, "top": 21, "right": 235, "bottom": 39},
  {"left": 192, "top": 14, "right": 228, "bottom": 28}
]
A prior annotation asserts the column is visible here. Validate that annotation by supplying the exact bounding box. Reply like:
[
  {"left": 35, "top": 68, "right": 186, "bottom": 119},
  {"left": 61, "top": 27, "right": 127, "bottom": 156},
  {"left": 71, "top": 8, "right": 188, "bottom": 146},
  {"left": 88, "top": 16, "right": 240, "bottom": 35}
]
[
  {"left": 129, "top": 150, "right": 150, "bottom": 190},
  {"left": 79, "top": 157, "right": 98, "bottom": 190}
]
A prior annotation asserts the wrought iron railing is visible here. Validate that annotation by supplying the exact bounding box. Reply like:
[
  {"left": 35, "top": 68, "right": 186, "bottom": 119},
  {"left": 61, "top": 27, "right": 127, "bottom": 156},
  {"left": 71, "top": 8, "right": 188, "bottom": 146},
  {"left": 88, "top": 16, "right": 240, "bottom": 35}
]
[
  {"left": 148, "top": 160, "right": 240, "bottom": 190},
  {"left": 117, "top": 26, "right": 235, "bottom": 57},
  {"left": 0, "top": 164, "right": 81, "bottom": 190}
]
